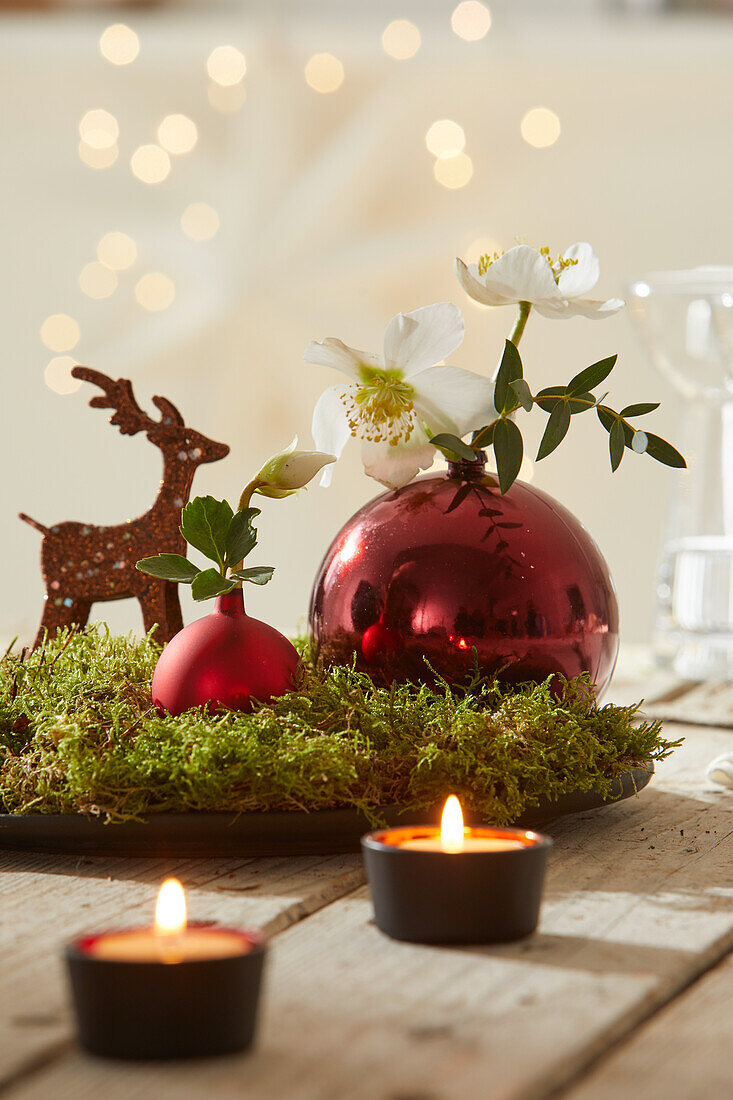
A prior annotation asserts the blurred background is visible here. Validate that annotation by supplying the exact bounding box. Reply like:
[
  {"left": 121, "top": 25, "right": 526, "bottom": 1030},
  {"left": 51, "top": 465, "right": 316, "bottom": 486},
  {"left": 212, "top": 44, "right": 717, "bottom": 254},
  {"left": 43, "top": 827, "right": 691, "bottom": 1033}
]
[{"left": 2, "top": 0, "right": 733, "bottom": 658}]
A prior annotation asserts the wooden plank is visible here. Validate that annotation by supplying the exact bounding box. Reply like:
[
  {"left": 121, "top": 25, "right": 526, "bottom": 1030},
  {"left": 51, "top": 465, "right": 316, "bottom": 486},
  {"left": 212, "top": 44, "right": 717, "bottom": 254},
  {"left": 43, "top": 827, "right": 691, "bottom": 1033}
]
[
  {"left": 0, "top": 851, "right": 363, "bottom": 1091},
  {"left": 4, "top": 723, "right": 732, "bottom": 1100},
  {"left": 565, "top": 951, "right": 733, "bottom": 1100},
  {"left": 645, "top": 679, "right": 733, "bottom": 728}
]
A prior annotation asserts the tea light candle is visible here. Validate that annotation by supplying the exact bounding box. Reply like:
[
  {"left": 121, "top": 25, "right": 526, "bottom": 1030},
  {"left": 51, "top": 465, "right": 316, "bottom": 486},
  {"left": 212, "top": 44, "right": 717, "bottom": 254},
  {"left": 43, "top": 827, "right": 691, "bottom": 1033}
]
[
  {"left": 361, "top": 796, "right": 552, "bottom": 944},
  {"left": 66, "top": 878, "right": 266, "bottom": 1059}
]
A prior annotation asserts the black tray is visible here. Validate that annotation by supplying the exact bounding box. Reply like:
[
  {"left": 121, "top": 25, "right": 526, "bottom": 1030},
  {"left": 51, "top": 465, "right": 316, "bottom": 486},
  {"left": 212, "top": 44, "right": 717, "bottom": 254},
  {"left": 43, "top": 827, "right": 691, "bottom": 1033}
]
[{"left": 0, "top": 766, "right": 653, "bottom": 858}]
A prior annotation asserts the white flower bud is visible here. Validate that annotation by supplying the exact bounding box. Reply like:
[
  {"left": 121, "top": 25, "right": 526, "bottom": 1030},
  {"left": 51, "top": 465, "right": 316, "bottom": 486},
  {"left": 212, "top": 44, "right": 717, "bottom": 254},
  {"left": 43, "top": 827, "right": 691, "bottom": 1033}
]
[{"left": 255, "top": 438, "right": 336, "bottom": 497}]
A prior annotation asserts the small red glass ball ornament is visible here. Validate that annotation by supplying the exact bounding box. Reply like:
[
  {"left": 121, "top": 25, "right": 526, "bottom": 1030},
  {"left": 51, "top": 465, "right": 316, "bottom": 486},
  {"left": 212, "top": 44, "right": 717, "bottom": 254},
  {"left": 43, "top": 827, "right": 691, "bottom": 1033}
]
[
  {"left": 152, "top": 589, "right": 300, "bottom": 716},
  {"left": 309, "top": 455, "right": 619, "bottom": 696}
]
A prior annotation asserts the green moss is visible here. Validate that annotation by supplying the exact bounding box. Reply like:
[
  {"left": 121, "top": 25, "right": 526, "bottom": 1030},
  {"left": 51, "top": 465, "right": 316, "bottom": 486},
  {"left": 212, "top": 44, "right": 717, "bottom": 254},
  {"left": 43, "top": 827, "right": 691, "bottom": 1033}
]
[{"left": 0, "top": 628, "right": 680, "bottom": 824}]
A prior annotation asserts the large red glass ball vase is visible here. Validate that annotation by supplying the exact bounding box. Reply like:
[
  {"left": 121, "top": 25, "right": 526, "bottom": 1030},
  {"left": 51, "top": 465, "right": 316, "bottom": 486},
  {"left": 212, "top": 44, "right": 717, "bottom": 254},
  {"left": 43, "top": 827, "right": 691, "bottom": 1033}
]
[{"left": 309, "top": 457, "right": 619, "bottom": 696}]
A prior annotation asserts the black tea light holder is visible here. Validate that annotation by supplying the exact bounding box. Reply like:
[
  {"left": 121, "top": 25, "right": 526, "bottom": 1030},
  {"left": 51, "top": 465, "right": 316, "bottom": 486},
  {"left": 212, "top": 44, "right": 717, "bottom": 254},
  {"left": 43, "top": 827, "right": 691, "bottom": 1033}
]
[
  {"left": 361, "top": 826, "right": 552, "bottom": 945},
  {"left": 65, "top": 928, "right": 266, "bottom": 1060}
]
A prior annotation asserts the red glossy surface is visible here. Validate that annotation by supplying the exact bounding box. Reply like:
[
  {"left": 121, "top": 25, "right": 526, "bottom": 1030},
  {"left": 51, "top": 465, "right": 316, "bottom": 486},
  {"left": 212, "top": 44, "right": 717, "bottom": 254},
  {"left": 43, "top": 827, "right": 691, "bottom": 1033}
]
[
  {"left": 309, "top": 458, "right": 619, "bottom": 696},
  {"left": 152, "top": 589, "right": 300, "bottom": 716}
]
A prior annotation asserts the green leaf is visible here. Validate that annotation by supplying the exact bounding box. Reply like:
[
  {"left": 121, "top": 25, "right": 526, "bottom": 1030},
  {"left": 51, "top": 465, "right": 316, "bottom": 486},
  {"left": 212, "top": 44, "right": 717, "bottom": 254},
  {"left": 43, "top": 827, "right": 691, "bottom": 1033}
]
[
  {"left": 644, "top": 433, "right": 687, "bottom": 469},
  {"left": 510, "top": 378, "right": 533, "bottom": 412},
  {"left": 494, "top": 340, "right": 523, "bottom": 414},
  {"left": 230, "top": 566, "right": 275, "bottom": 586},
  {"left": 537, "top": 401, "right": 571, "bottom": 461},
  {"left": 620, "top": 402, "right": 661, "bottom": 418},
  {"left": 225, "top": 507, "right": 260, "bottom": 566},
  {"left": 472, "top": 422, "right": 496, "bottom": 449},
  {"left": 493, "top": 418, "right": 523, "bottom": 494},
  {"left": 191, "top": 568, "right": 235, "bottom": 602},
  {"left": 596, "top": 404, "right": 616, "bottom": 432},
  {"left": 536, "top": 387, "right": 596, "bottom": 414},
  {"left": 180, "top": 496, "right": 233, "bottom": 568},
  {"left": 429, "top": 433, "right": 477, "bottom": 462},
  {"left": 610, "top": 419, "right": 625, "bottom": 472},
  {"left": 134, "top": 554, "right": 199, "bottom": 584},
  {"left": 566, "top": 355, "right": 617, "bottom": 397}
]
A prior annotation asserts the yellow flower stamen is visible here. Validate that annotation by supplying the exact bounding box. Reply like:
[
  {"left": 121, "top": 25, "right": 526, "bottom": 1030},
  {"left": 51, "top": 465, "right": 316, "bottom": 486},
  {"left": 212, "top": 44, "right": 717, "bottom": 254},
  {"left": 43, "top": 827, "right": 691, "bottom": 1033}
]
[
  {"left": 341, "top": 365, "right": 417, "bottom": 446},
  {"left": 477, "top": 249, "right": 505, "bottom": 275},
  {"left": 539, "top": 245, "right": 579, "bottom": 283},
  {"left": 477, "top": 244, "right": 579, "bottom": 284}
]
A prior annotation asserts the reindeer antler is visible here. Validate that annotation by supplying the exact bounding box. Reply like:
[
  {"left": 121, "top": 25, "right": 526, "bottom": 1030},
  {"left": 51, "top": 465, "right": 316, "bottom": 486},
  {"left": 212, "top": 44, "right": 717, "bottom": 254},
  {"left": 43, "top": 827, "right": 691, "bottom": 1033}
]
[
  {"left": 152, "top": 395, "right": 185, "bottom": 426},
  {"left": 71, "top": 367, "right": 159, "bottom": 437}
]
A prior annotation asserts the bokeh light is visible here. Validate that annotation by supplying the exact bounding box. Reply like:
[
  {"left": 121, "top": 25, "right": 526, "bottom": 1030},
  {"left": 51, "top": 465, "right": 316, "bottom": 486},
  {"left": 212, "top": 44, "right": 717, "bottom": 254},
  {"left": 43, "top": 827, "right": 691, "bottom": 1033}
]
[
  {"left": 99, "top": 24, "right": 139, "bottom": 66},
  {"left": 382, "top": 20, "right": 421, "bottom": 60},
  {"left": 207, "top": 82, "right": 247, "bottom": 113},
  {"left": 520, "top": 107, "right": 561, "bottom": 148},
  {"left": 131, "top": 144, "right": 171, "bottom": 184},
  {"left": 207, "top": 46, "right": 246, "bottom": 86},
  {"left": 181, "top": 202, "right": 220, "bottom": 241},
  {"left": 157, "top": 114, "right": 198, "bottom": 155},
  {"left": 40, "top": 314, "right": 80, "bottom": 353},
  {"left": 79, "top": 262, "right": 118, "bottom": 300},
  {"left": 97, "top": 232, "right": 137, "bottom": 271},
  {"left": 426, "top": 119, "right": 466, "bottom": 159},
  {"left": 465, "top": 236, "right": 501, "bottom": 265},
  {"left": 304, "top": 53, "right": 344, "bottom": 94},
  {"left": 44, "top": 356, "right": 81, "bottom": 395},
  {"left": 451, "top": 1, "right": 492, "bottom": 41},
  {"left": 135, "top": 273, "right": 175, "bottom": 311},
  {"left": 78, "top": 141, "right": 118, "bottom": 170},
  {"left": 78, "top": 109, "right": 119, "bottom": 150},
  {"left": 434, "top": 152, "right": 474, "bottom": 189}
]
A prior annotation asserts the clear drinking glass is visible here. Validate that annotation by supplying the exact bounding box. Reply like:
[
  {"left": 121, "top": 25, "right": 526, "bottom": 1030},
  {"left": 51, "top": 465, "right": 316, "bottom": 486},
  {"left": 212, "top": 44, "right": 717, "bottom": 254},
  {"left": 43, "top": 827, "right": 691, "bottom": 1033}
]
[{"left": 629, "top": 268, "right": 733, "bottom": 679}]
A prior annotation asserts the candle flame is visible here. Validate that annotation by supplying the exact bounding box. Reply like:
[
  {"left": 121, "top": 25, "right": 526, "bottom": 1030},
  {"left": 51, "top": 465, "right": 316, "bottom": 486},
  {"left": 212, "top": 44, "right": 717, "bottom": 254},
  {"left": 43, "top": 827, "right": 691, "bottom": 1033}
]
[
  {"left": 155, "top": 877, "right": 187, "bottom": 935},
  {"left": 440, "top": 795, "right": 464, "bottom": 852}
]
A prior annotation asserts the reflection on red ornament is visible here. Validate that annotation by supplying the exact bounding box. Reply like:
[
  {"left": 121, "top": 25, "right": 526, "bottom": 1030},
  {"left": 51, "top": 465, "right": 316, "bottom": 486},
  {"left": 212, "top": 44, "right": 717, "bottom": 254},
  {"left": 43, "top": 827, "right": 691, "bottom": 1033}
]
[
  {"left": 152, "top": 589, "right": 300, "bottom": 716},
  {"left": 309, "top": 456, "right": 619, "bottom": 696}
]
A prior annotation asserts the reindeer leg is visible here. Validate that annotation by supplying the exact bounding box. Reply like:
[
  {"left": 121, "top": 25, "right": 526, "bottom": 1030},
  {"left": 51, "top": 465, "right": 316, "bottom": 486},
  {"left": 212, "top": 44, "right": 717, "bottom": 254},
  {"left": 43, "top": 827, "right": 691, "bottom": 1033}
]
[
  {"left": 140, "top": 580, "right": 181, "bottom": 646},
  {"left": 34, "top": 596, "right": 91, "bottom": 650},
  {"left": 164, "top": 581, "right": 184, "bottom": 637}
]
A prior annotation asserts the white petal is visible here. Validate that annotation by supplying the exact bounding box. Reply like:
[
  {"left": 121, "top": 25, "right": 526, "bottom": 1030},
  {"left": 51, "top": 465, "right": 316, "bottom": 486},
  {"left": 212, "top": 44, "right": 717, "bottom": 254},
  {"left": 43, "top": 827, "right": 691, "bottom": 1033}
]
[
  {"left": 557, "top": 242, "right": 600, "bottom": 299},
  {"left": 533, "top": 295, "right": 625, "bottom": 320},
  {"left": 304, "top": 337, "right": 379, "bottom": 380},
  {"left": 475, "top": 245, "right": 562, "bottom": 305},
  {"left": 311, "top": 385, "right": 351, "bottom": 485},
  {"left": 412, "top": 365, "right": 494, "bottom": 436},
  {"left": 456, "top": 258, "right": 516, "bottom": 307},
  {"left": 360, "top": 434, "right": 435, "bottom": 490},
  {"left": 383, "top": 302, "right": 465, "bottom": 376}
]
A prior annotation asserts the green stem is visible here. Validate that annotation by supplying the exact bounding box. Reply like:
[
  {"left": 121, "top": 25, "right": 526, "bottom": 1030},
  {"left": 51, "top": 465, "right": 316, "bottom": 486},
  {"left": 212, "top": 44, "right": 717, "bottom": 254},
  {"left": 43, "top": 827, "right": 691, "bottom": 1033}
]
[
  {"left": 231, "top": 479, "right": 263, "bottom": 582},
  {"left": 509, "top": 301, "right": 531, "bottom": 347},
  {"left": 237, "top": 479, "right": 261, "bottom": 513},
  {"left": 470, "top": 304, "right": 532, "bottom": 448}
]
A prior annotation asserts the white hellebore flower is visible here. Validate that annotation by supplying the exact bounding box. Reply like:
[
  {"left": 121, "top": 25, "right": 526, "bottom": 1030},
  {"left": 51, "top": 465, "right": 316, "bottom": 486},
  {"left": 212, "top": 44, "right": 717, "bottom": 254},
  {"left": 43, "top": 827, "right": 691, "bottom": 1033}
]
[
  {"left": 305, "top": 303, "right": 494, "bottom": 490},
  {"left": 456, "top": 243, "right": 625, "bottom": 319},
  {"left": 255, "top": 437, "right": 336, "bottom": 498}
]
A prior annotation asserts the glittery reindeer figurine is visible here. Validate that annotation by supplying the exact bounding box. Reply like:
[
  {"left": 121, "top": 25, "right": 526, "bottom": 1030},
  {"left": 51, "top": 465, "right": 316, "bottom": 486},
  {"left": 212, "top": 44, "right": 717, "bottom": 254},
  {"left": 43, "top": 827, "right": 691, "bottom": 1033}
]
[{"left": 20, "top": 367, "right": 229, "bottom": 649}]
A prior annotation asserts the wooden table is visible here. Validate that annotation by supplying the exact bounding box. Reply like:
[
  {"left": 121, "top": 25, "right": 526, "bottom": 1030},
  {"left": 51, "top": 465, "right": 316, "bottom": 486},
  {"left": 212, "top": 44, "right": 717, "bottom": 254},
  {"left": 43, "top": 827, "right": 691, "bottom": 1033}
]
[{"left": 0, "top": 666, "right": 731, "bottom": 1100}]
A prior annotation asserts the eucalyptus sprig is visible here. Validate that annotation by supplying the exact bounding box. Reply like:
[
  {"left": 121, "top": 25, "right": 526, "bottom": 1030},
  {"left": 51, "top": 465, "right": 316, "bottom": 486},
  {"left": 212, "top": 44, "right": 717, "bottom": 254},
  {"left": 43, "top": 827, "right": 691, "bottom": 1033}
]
[
  {"left": 431, "top": 336, "right": 685, "bottom": 494},
  {"left": 135, "top": 441, "right": 336, "bottom": 601}
]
